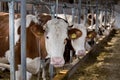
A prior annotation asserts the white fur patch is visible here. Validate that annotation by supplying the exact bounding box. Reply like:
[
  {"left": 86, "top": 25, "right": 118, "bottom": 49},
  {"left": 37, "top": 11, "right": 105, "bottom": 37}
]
[
  {"left": 71, "top": 23, "right": 87, "bottom": 55},
  {"left": 14, "top": 18, "right": 21, "bottom": 45},
  {"left": 44, "top": 18, "right": 68, "bottom": 58},
  {"left": 27, "top": 57, "right": 40, "bottom": 74},
  {"left": 0, "top": 57, "right": 8, "bottom": 63},
  {"left": 5, "top": 50, "right": 11, "bottom": 63}
]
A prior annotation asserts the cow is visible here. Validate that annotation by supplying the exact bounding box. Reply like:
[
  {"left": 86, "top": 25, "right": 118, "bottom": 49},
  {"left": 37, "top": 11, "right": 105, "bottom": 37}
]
[
  {"left": 0, "top": 13, "right": 68, "bottom": 79},
  {"left": 68, "top": 23, "right": 87, "bottom": 56}
]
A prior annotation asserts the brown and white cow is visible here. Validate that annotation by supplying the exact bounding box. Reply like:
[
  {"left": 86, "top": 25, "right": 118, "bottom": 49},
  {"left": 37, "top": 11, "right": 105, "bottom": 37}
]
[
  {"left": 0, "top": 13, "right": 68, "bottom": 79},
  {"left": 68, "top": 23, "right": 87, "bottom": 56}
]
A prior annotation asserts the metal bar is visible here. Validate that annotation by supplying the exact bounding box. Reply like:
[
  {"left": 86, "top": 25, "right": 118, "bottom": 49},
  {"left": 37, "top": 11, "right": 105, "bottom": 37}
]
[
  {"left": 70, "top": 50, "right": 73, "bottom": 63},
  {"left": 95, "top": 0, "right": 99, "bottom": 32},
  {"left": 0, "top": 2, "right": 1, "bottom": 11},
  {"left": 72, "top": 8, "right": 75, "bottom": 25},
  {"left": 8, "top": 0, "right": 15, "bottom": 80},
  {"left": 49, "top": 64, "right": 54, "bottom": 80},
  {"left": 91, "top": 7, "right": 94, "bottom": 27},
  {"left": 104, "top": 0, "right": 107, "bottom": 27},
  {"left": 84, "top": 0, "right": 89, "bottom": 24},
  {"left": 51, "top": 5, "right": 55, "bottom": 19},
  {"left": 21, "top": 0, "right": 27, "bottom": 80},
  {"left": 78, "top": 0, "right": 81, "bottom": 24},
  {"left": 55, "top": 0, "right": 58, "bottom": 17}
]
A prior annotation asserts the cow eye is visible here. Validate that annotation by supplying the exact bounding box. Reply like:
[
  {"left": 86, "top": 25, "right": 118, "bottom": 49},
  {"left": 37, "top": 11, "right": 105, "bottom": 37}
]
[{"left": 46, "top": 36, "right": 49, "bottom": 39}]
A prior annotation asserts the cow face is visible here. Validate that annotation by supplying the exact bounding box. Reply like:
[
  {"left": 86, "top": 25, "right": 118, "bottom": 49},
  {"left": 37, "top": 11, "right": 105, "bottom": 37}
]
[
  {"left": 69, "top": 24, "right": 87, "bottom": 56},
  {"left": 43, "top": 18, "right": 68, "bottom": 67}
]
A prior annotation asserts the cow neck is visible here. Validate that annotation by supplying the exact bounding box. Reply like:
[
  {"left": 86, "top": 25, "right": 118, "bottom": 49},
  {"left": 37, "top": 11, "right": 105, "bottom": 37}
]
[
  {"left": 29, "top": 21, "right": 47, "bottom": 59},
  {"left": 0, "top": 15, "right": 9, "bottom": 38}
]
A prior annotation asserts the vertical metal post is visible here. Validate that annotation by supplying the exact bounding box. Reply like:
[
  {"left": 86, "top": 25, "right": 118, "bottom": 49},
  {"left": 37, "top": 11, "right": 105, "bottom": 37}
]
[
  {"left": 70, "top": 50, "right": 73, "bottom": 63},
  {"left": 84, "top": 0, "right": 88, "bottom": 24},
  {"left": 95, "top": 0, "right": 99, "bottom": 32},
  {"left": 49, "top": 64, "right": 54, "bottom": 80},
  {"left": 72, "top": 8, "right": 75, "bottom": 25},
  {"left": 0, "top": 2, "right": 1, "bottom": 11},
  {"left": 8, "top": 1, "right": 15, "bottom": 80},
  {"left": 55, "top": 0, "right": 58, "bottom": 17},
  {"left": 49, "top": 5, "right": 55, "bottom": 79},
  {"left": 1, "top": 2, "right": 3, "bottom": 12},
  {"left": 91, "top": 7, "right": 94, "bottom": 27},
  {"left": 104, "top": 0, "right": 107, "bottom": 27},
  {"left": 21, "top": 0, "right": 27, "bottom": 80},
  {"left": 78, "top": 0, "right": 81, "bottom": 24},
  {"left": 51, "top": 5, "right": 55, "bottom": 19},
  {"left": 111, "top": 2, "right": 114, "bottom": 17}
]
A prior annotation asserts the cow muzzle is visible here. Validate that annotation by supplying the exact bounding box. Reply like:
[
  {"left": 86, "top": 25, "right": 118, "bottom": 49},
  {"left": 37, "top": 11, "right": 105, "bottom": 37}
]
[
  {"left": 76, "top": 50, "right": 86, "bottom": 56},
  {"left": 50, "top": 57, "right": 65, "bottom": 67}
]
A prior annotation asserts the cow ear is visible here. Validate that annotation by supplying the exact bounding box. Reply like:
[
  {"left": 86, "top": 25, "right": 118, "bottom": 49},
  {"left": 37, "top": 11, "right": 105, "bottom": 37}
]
[
  {"left": 68, "top": 28, "right": 82, "bottom": 39},
  {"left": 87, "top": 31, "right": 97, "bottom": 39},
  {"left": 30, "top": 26, "right": 42, "bottom": 38}
]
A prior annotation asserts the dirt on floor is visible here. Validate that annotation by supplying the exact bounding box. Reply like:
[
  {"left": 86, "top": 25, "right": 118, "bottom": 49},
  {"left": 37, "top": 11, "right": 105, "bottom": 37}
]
[{"left": 70, "top": 29, "right": 120, "bottom": 80}]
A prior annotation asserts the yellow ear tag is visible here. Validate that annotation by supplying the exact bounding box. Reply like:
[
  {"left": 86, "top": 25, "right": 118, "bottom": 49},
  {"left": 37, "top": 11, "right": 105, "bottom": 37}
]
[
  {"left": 37, "top": 32, "right": 42, "bottom": 36},
  {"left": 71, "top": 33, "right": 77, "bottom": 39},
  {"left": 88, "top": 34, "right": 92, "bottom": 38}
]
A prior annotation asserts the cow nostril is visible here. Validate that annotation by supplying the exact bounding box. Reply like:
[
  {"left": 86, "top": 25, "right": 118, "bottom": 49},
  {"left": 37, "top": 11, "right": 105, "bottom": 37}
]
[{"left": 77, "top": 50, "right": 86, "bottom": 56}]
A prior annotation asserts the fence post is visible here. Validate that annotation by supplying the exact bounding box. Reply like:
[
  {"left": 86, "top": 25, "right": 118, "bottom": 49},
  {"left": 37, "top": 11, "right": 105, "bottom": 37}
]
[
  {"left": 21, "top": 0, "right": 27, "bottom": 80},
  {"left": 78, "top": 0, "right": 81, "bottom": 24},
  {"left": 8, "top": 0, "right": 15, "bottom": 80}
]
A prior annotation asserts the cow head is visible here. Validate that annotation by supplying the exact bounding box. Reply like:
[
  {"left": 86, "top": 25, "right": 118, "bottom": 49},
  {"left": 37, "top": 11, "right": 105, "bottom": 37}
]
[
  {"left": 43, "top": 18, "right": 68, "bottom": 67},
  {"left": 68, "top": 23, "right": 87, "bottom": 56},
  {"left": 87, "top": 13, "right": 96, "bottom": 26}
]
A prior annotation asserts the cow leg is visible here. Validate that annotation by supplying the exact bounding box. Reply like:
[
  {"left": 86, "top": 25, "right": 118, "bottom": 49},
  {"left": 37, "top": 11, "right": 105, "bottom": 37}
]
[
  {"left": 0, "top": 63, "right": 10, "bottom": 70},
  {"left": 15, "top": 69, "right": 21, "bottom": 80}
]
